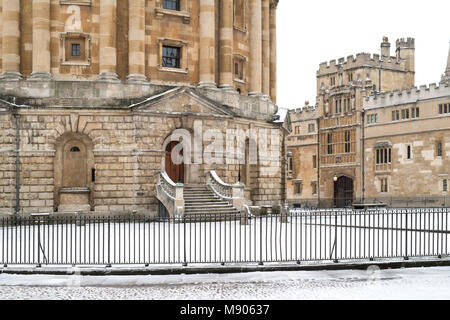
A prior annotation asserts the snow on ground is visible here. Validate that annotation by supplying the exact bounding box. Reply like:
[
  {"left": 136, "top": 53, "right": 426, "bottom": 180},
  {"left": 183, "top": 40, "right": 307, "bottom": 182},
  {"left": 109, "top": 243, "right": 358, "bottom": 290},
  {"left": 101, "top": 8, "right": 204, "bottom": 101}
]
[{"left": 0, "top": 266, "right": 450, "bottom": 300}]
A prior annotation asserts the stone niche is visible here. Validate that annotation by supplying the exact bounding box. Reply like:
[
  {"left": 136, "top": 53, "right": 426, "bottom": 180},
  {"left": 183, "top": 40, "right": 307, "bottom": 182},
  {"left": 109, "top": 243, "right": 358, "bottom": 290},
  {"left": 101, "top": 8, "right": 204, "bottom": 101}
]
[{"left": 54, "top": 132, "right": 94, "bottom": 213}]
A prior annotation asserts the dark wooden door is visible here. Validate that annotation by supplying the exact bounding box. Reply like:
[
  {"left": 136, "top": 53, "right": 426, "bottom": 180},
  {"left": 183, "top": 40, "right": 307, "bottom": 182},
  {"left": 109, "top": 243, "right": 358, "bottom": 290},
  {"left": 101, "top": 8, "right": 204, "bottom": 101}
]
[
  {"left": 165, "top": 141, "right": 184, "bottom": 184},
  {"left": 334, "top": 176, "right": 353, "bottom": 208}
]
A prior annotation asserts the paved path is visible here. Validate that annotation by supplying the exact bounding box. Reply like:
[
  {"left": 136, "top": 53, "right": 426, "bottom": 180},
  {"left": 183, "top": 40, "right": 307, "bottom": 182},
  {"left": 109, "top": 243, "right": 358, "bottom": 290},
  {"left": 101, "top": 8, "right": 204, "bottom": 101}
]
[{"left": 0, "top": 266, "right": 450, "bottom": 300}]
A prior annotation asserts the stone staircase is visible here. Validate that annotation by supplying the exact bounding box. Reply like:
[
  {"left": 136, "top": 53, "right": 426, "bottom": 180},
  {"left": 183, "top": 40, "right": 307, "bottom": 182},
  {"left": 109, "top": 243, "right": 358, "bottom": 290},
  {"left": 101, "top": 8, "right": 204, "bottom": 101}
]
[{"left": 183, "top": 185, "right": 241, "bottom": 221}]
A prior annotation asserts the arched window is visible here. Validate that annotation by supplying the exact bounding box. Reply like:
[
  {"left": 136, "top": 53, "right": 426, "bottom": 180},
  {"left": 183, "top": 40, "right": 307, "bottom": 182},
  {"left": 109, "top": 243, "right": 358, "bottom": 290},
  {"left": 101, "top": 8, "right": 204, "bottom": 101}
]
[{"left": 70, "top": 146, "right": 80, "bottom": 152}]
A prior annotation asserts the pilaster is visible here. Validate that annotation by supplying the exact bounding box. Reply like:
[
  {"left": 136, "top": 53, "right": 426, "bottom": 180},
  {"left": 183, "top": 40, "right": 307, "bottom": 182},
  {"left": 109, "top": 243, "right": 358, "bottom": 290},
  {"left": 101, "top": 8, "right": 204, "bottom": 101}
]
[
  {"left": 98, "top": 0, "right": 119, "bottom": 82},
  {"left": 198, "top": 0, "right": 216, "bottom": 89},
  {"left": 0, "top": 0, "right": 21, "bottom": 81}
]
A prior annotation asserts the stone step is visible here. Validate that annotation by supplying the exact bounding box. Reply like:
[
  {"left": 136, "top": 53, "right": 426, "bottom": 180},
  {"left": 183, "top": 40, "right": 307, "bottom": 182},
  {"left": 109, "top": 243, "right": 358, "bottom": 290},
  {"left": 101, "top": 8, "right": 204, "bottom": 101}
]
[
  {"left": 185, "top": 208, "right": 240, "bottom": 214},
  {"left": 185, "top": 201, "right": 227, "bottom": 206},
  {"left": 184, "top": 196, "right": 220, "bottom": 200},
  {"left": 186, "top": 204, "right": 233, "bottom": 210}
]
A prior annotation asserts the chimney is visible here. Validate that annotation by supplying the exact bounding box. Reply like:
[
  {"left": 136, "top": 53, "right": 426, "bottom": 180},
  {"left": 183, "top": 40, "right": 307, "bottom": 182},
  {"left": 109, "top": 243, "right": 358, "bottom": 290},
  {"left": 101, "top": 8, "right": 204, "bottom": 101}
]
[{"left": 381, "top": 36, "right": 390, "bottom": 58}]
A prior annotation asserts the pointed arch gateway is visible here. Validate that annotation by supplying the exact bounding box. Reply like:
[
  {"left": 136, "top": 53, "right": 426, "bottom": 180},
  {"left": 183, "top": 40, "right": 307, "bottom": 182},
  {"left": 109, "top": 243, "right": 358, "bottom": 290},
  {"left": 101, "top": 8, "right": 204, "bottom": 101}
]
[{"left": 334, "top": 176, "right": 354, "bottom": 208}]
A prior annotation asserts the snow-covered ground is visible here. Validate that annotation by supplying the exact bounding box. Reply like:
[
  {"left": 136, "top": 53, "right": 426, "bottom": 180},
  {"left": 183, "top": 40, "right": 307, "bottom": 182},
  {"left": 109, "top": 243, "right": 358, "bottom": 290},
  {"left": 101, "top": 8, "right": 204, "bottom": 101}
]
[{"left": 0, "top": 266, "right": 450, "bottom": 300}]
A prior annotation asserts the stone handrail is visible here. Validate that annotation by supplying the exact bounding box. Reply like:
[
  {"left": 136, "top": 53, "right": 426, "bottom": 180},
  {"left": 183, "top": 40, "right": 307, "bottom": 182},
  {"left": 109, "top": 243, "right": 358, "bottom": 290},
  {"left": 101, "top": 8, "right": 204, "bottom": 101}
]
[
  {"left": 206, "top": 171, "right": 245, "bottom": 212},
  {"left": 156, "top": 171, "right": 184, "bottom": 218}
]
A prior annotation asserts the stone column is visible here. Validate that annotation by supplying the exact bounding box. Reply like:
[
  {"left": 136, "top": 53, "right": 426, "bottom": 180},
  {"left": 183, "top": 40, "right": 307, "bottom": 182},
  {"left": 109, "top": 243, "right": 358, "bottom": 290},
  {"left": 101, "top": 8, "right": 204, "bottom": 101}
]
[
  {"left": 198, "top": 0, "right": 216, "bottom": 89},
  {"left": 98, "top": 0, "right": 119, "bottom": 82},
  {"left": 269, "top": 0, "right": 278, "bottom": 103},
  {"left": 30, "top": 0, "right": 52, "bottom": 80},
  {"left": 261, "top": 0, "right": 270, "bottom": 98},
  {"left": 219, "top": 0, "right": 233, "bottom": 91},
  {"left": 127, "top": 0, "right": 147, "bottom": 83},
  {"left": 249, "top": 0, "right": 262, "bottom": 96},
  {"left": 0, "top": 0, "right": 22, "bottom": 80}
]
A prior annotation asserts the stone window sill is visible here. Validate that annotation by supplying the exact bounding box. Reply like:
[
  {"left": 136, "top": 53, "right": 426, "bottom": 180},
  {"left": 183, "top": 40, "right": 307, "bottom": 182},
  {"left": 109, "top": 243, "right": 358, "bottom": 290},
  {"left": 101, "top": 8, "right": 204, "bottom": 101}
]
[
  {"left": 158, "top": 67, "right": 188, "bottom": 74},
  {"left": 61, "top": 61, "right": 91, "bottom": 67},
  {"left": 155, "top": 8, "right": 191, "bottom": 24},
  {"left": 234, "top": 78, "right": 245, "bottom": 84},
  {"left": 59, "top": 0, "right": 91, "bottom": 5}
]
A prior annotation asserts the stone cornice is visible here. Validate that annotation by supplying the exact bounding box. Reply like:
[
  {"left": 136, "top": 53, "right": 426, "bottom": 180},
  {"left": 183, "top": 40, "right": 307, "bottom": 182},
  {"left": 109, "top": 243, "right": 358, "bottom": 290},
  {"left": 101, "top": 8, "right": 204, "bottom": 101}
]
[{"left": 270, "top": 0, "right": 279, "bottom": 9}]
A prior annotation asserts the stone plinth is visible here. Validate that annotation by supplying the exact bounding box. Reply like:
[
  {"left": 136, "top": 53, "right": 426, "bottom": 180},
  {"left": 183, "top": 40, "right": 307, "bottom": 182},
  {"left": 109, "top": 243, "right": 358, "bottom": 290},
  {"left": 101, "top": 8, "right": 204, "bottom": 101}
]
[{"left": 58, "top": 187, "right": 91, "bottom": 212}]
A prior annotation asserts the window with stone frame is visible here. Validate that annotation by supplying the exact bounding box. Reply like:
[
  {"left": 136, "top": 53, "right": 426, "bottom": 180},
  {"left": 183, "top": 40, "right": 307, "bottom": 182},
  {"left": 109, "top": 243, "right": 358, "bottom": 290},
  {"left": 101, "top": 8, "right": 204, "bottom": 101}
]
[
  {"left": 327, "top": 133, "right": 333, "bottom": 155},
  {"left": 375, "top": 145, "right": 392, "bottom": 171},
  {"left": 380, "top": 177, "right": 389, "bottom": 193},
  {"left": 295, "top": 182, "right": 303, "bottom": 195},
  {"left": 162, "top": 46, "right": 181, "bottom": 68},
  {"left": 311, "top": 181, "right": 318, "bottom": 195},
  {"left": 233, "top": 55, "right": 246, "bottom": 82},
  {"left": 158, "top": 39, "right": 188, "bottom": 73},
  {"left": 439, "top": 103, "right": 449, "bottom": 114},
  {"left": 437, "top": 141, "right": 443, "bottom": 157},
  {"left": 60, "top": 32, "right": 90, "bottom": 65},
  {"left": 308, "top": 123, "right": 315, "bottom": 133},
  {"left": 234, "top": 0, "right": 246, "bottom": 31},
  {"left": 406, "top": 144, "right": 412, "bottom": 160},
  {"left": 391, "top": 110, "right": 401, "bottom": 121},
  {"left": 411, "top": 107, "right": 419, "bottom": 119},
  {"left": 344, "top": 131, "right": 351, "bottom": 153},
  {"left": 163, "top": 0, "right": 180, "bottom": 10},
  {"left": 443, "top": 179, "right": 448, "bottom": 193},
  {"left": 287, "top": 151, "right": 293, "bottom": 176}
]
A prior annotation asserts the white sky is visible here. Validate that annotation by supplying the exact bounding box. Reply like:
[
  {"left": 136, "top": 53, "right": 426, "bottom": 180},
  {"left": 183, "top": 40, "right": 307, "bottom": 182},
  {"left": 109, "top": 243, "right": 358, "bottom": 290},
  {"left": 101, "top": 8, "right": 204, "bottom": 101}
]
[{"left": 276, "top": 0, "right": 450, "bottom": 110}]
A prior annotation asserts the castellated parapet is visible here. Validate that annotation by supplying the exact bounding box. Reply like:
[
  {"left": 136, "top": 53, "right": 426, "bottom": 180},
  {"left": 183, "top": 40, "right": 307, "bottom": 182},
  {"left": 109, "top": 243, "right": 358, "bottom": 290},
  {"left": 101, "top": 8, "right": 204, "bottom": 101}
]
[
  {"left": 288, "top": 105, "right": 318, "bottom": 122},
  {"left": 364, "top": 79, "right": 450, "bottom": 110},
  {"left": 317, "top": 38, "right": 415, "bottom": 76},
  {"left": 318, "top": 53, "right": 406, "bottom": 75}
]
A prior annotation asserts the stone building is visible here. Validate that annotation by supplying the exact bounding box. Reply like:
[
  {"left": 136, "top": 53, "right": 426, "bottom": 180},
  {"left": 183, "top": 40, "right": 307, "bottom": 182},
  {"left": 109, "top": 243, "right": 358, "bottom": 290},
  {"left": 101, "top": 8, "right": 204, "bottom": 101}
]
[
  {"left": 0, "top": 0, "right": 285, "bottom": 217},
  {"left": 285, "top": 102, "right": 318, "bottom": 207},
  {"left": 286, "top": 37, "right": 450, "bottom": 207}
]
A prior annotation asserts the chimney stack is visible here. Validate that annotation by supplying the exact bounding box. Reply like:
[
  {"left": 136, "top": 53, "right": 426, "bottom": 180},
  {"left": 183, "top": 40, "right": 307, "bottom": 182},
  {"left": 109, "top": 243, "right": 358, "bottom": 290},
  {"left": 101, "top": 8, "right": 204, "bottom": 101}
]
[{"left": 381, "top": 36, "right": 390, "bottom": 58}]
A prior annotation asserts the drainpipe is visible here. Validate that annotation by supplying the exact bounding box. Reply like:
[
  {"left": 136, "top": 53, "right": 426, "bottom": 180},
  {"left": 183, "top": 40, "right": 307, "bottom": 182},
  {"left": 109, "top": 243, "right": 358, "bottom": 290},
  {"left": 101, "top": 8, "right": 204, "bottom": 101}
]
[
  {"left": 361, "top": 109, "right": 365, "bottom": 204},
  {"left": 317, "top": 117, "right": 320, "bottom": 208},
  {"left": 14, "top": 113, "right": 20, "bottom": 215}
]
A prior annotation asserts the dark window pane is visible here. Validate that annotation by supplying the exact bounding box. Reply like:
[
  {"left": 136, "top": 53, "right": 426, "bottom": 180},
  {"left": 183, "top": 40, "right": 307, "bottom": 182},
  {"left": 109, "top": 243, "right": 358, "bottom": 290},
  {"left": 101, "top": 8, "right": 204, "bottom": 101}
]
[
  {"left": 163, "top": 0, "right": 180, "bottom": 10},
  {"left": 72, "top": 43, "right": 81, "bottom": 57},
  {"left": 162, "top": 46, "right": 181, "bottom": 68}
]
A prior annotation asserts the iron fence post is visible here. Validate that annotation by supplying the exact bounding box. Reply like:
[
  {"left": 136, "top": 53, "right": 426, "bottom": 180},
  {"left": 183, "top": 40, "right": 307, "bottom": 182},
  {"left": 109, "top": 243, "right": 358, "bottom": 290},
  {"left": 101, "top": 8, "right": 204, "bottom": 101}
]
[
  {"left": 37, "top": 216, "right": 41, "bottom": 268},
  {"left": 404, "top": 211, "right": 409, "bottom": 260},
  {"left": 182, "top": 216, "right": 187, "bottom": 267},
  {"left": 258, "top": 215, "right": 263, "bottom": 266},
  {"left": 333, "top": 213, "right": 338, "bottom": 263},
  {"left": 106, "top": 217, "right": 111, "bottom": 268}
]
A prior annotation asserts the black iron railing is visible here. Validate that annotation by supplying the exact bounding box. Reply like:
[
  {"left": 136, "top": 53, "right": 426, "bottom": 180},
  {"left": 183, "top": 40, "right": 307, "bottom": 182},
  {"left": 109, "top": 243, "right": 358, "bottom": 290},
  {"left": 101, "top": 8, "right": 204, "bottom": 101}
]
[
  {"left": 0, "top": 208, "right": 449, "bottom": 267},
  {"left": 288, "top": 196, "right": 450, "bottom": 209}
]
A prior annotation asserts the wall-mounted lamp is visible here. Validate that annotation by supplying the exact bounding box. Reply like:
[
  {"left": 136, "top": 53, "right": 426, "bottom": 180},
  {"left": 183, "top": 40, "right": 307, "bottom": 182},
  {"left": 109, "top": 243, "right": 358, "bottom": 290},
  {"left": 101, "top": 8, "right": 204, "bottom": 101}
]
[{"left": 333, "top": 174, "right": 338, "bottom": 182}]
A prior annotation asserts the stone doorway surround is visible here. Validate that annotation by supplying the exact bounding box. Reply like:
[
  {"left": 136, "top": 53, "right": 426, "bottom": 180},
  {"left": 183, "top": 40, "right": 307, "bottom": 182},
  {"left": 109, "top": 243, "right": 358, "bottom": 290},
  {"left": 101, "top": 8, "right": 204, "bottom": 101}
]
[{"left": 54, "top": 132, "right": 95, "bottom": 212}]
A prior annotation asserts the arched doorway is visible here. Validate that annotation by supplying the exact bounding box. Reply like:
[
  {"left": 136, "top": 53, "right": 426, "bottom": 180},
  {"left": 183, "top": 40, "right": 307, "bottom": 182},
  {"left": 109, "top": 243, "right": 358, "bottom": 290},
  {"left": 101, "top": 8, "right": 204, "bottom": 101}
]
[
  {"left": 334, "top": 176, "right": 354, "bottom": 208},
  {"left": 54, "top": 133, "right": 94, "bottom": 212},
  {"left": 165, "top": 141, "right": 184, "bottom": 184}
]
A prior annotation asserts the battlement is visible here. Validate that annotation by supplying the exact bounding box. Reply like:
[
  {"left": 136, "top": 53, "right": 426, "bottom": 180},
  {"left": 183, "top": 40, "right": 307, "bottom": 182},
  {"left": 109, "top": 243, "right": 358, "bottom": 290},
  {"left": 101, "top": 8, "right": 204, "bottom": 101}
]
[
  {"left": 318, "top": 52, "right": 405, "bottom": 75},
  {"left": 288, "top": 104, "right": 318, "bottom": 121},
  {"left": 364, "top": 79, "right": 450, "bottom": 110},
  {"left": 396, "top": 37, "right": 415, "bottom": 50},
  {"left": 317, "top": 37, "right": 416, "bottom": 76}
]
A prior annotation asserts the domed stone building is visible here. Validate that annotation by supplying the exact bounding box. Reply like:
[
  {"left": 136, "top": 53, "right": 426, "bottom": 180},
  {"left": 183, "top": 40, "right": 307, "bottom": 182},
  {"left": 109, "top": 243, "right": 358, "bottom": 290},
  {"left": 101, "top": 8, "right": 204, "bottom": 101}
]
[{"left": 0, "top": 0, "right": 285, "bottom": 217}]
